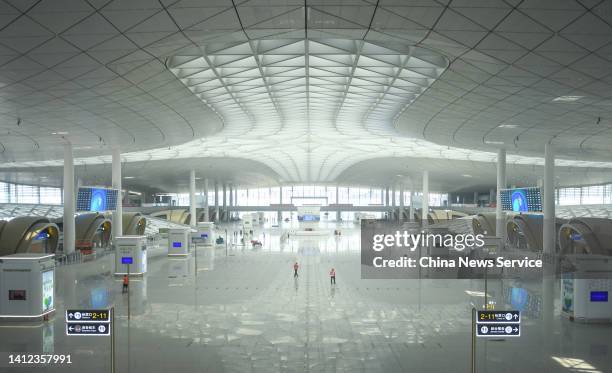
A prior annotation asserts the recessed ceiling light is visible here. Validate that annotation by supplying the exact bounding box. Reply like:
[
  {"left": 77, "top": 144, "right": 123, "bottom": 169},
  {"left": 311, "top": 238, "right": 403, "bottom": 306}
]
[
  {"left": 124, "top": 176, "right": 135, "bottom": 179},
  {"left": 484, "top": 140, "right": 504, "bottom": 145},
  {"left": 462, "top": 174, "right": 473, "bottom": 178},
  {"left": 51, "top": 131, "right": 69, "bottom": 135},
  {"left": 498, "top": 124, "right": 519, "bottom": 128},
  {"left": 552, "top": 95, "right": 583, "bottom": 102}
]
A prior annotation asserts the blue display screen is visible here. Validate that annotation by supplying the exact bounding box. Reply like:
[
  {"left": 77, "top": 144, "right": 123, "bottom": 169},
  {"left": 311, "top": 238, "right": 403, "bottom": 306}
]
[
  {"left": 34, "top": 230, "right": 49, "bottom": 241},
  {"left": 200, "top": 233, "right": 208, "bottom": 238},
  {"left": 511, "top": 189, "right": 528, "bottom": 212},
  {"left": 500, "top": 187, "right": 542, "bottom": 212},
  {"left": 590, "top": 291, "right": 608, "bottom": 302},
  {"left": 90, "top": 188, "right": 107, "bottom": 211},
  {"left": 300, "top": 214, "right": 320, "bottom": 222},
  {"left": 77, "top": 187, "right": 119, "bottom": 212},
  {"left": 510, "top": 287, "right": 529, "bottom": 311},
  {"left": 121, "top": 257, "right": 133, "bottom": 265},
  {"left": 172, "top": 242, "right": 182, "bottom": 248}
]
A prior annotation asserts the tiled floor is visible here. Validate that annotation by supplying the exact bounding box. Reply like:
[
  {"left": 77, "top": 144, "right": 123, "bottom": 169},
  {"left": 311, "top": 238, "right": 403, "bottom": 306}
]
[{"left": 1, "top": 222, "right": 611, "bottom": 372}]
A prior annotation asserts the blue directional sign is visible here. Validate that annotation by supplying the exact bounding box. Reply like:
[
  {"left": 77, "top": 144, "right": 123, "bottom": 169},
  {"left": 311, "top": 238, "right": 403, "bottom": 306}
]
[
  {"left": 476, "top": 323, "right": 520, "bottom": 337},
  {"left": 66, "top": 322, "right": 110, "bottom": 336},
  {"left": 121, "top": 256, "right": 133, "bottom": 264},
  {"left": 477, "top": 310, "right": 520, "bottom": 324}
]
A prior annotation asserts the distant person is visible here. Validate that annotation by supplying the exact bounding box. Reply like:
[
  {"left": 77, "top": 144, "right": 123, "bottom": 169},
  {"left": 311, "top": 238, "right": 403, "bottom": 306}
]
[
  {"left": 330, "top": 268, "right": 336, "bottom": 285},
  {"left": 122, "top": 275, "right": 129, "bottom": 293},
  {"left": 293, "top": 262, "right": 299, "bottom": 278}
]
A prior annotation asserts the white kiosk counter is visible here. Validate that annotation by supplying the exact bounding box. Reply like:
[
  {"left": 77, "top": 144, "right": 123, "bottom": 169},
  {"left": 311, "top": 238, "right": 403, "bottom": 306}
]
[
  {"left": 562, "top": 255, "right": 612, "bottom": 323},
  {"left": 193, "top": 222, "right": 214, "bottom": 246},
  {"left": 115, "top": 236, "right": 147, "bottom": 276},
  {"left": 168, "top": 228, "right": 190, "bottom": 256},
  {"left": 0, "top": 253, "right": 55, "bottom": 320}
]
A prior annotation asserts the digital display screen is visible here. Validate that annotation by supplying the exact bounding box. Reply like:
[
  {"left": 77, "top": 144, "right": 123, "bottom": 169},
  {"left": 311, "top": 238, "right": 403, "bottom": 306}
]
[
  {"left": 510, "top": 287, "right": 529, "bottom": 311},
  {"left": 590, "top": 291, "right": 608, "bottom": 302},
  {"left": 173, "top": 242, "right": 182, "bottom": 248},
  {"left": 9, "top": 290, "right": 26, "bottom": 300},
  {"left": 299, "top": 214, "right": 320, "bottom": 222},
  {"left": 42, "top": 270, "right": 54, "bottom": 312},
  {"left": 34, "top": 230, "right": 49, "bottom": 241},
  {"left": 121, "top": 257, "right": 133, "bottom": 264},
  {"left": 77, "top": 187, "right": 119, "bottom": 212},
  {"left": 500, "top": 187, "right": 542, "bottom": 212}
]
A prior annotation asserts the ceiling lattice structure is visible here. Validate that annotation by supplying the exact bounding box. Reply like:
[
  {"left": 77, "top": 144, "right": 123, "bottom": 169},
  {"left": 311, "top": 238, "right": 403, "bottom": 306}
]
[{"left": 0, "top": 1, "right": 610, "bottom": 188}]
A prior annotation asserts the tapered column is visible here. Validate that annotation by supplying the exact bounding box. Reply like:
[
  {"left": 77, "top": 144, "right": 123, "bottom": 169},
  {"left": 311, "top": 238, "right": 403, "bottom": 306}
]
[
  {"left": 409, "top": 190, "right": 415, "bottom": 222},
  {"left": 336, "top": 185, "right": 340, "bottom": 221},
  {"left": 63, "top": 144, "right": 75, "bottom": 254},
  {"left": 222, "top": 183, "right": 227, "bottom": 221},
  {"left": 203, "top": 178, "right": 209, "bottom": 222},
  {"left": 391, "top": 184, "right": 396, "bottom": 221},
  {"left": 229, "top": 184, "right": 233, "bottom": 221},
  {"left": 543, "top": 144, "right": 555, "bottom": 254},
  {"left": 422, "top": 171, "right": 429, "bottom": 227},
  {"left": 112, "top": 147, "right": 123, "bottom": 240},
  {"left": 399, "top": 183, "right": 404, "bottom": 223},
  {"left": 496, "top": 148, "right": 506, "bottom": 245},
  {"left": 278, "top": 185, "right": 283, "bottom": 223},
  {"left": 214, "top": 181, "right": 219, "bottom": 223},
  {"left": 189, "top": 170, "right": 196, "bottom": 227}
]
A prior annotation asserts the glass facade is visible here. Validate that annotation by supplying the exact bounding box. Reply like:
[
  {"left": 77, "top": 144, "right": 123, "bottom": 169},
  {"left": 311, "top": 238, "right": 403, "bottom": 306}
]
[{"left": 159, "top": 185, "right": 449, "bottom": 207}]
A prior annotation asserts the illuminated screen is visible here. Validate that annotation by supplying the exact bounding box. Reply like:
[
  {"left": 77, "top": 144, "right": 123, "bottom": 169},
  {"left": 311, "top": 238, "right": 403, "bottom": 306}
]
[
  {"left": 173, "top": 242, "right": 182, "bottom": 248},
  {"left": 300, "top": 214, "right": 319, "bottom": 222},
  {"left": 510, "top": 287, "right": 529, "bottom": 311},
  {"left": 77, "top": 187, "right": 119, "bottom": 212},
  {"left": 500, "top": 187, "right": 542, "bottom": 212},
  {"left": 511, "top": 189, "right": 528, "bottom": 212},
  {"left": 591, "top": 291, "right": 608, "bottom": 302},
  {"left": 42, "top": 270, "right": 54, "bottom": 312}
]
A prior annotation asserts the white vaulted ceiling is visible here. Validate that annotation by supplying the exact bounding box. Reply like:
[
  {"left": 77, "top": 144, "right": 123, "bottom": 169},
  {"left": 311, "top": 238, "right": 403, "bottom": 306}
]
[{"left": 0, "top": 0, "right": 610, "bottom": 188}]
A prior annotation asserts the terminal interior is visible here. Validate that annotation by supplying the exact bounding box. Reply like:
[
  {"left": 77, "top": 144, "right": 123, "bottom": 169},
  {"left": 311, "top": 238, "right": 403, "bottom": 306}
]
[{"left": 0, "top": 1, "right": 612, "bottom": 372}]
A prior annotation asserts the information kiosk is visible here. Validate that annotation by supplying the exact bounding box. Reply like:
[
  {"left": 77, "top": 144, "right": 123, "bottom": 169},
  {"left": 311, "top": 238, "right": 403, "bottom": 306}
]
[
  {"left": 0, "top": 253, "right": 55, "bottom": 320},
  {"left": 114, "top": 236, "right": 147, "bottom": 276},
  {"left": 194, "top": 222, "right": 214, "bottom": 246},
  {"left": 168, "top": 228, "right": 190, "bottom": 256},
  {"left": 562, "top": 255, "right": 612, "bottom": 323}
]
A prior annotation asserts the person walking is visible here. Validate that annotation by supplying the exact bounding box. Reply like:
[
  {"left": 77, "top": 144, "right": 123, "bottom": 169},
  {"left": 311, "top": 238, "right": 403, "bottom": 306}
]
[
  {"left": 330, "top": 268, "right": 336, "bottom": 285},
  {"left": 122, "top": 274, "right": 129, "bottom": 293},
  {"left": 293, "top": 262, "right": 299, "bottom": 278}
]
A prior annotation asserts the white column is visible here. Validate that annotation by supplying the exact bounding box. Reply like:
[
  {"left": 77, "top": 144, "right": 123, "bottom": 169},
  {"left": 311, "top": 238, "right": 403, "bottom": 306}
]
[
  {"left": 112, "top": 147, "right": 123, "bottom": 240},
  {"left": 214, "top": 181, "right": 219, "bottom": 223},
  {"left": 409, "top": 190, "right": 415, "bottom": 222},
  {"left": 473, "top": 191, "right": 478, "bottom": 205},
  {"left": 399, "top": 183, "right": 404, "bottom": 222},
  {"left": 203, "top": 178, "right": 209, "bottom": 222},
  {"left": 543, "top": 144, "right": 555, "bottom": 254},
  {"left": 278, "top": 185, "right": 283, "bottom": 223},
  {"left": 391, "top": 184, "right": 396, "bottom": 221},
  {"left": 335, "top": 185, "right": 340, "bottom": 221},
  {"left": 189, "top": 170, "right": 196, "bottom": 227},
  {"left": 422, "top": 171, "right": 429, "bottom": 227},
  {"left": 63, "top": 144, "right": 75, "bottom": 254},
  {"left": 489, "top": 188, "right": 495, "bottom": 205},
  {"left": 222, "top": 183, "right": 227, "bottom": 221},
  {"left": 496, "top": 148, "right": 506, "bottom": 245}
]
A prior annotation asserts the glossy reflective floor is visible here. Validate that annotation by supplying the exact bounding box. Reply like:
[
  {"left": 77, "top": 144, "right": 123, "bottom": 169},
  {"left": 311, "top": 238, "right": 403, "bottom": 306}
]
[{"left": 1, "top": 222, "right": 611, "bottom": 372}]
